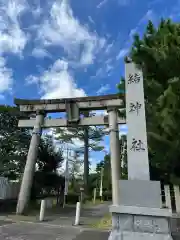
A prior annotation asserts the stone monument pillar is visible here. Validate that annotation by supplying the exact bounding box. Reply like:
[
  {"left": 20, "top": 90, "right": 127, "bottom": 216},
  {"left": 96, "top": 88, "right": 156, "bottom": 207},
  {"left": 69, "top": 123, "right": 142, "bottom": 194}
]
[
  {"left": 16, "top": 111, "right": 45, "bottom": 214},
  {"left": 126, "top": 60, "right": 149, "bottom": 181},
  {"left": 108, "top": 60, "right": 173, "bottom": 240}
]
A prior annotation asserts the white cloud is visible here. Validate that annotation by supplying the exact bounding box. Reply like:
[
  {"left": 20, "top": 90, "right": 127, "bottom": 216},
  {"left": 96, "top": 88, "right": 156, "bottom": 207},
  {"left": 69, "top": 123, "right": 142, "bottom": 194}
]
[
  {"left": 91, "top": 67, "right": 103, "bottom": 79},
  {"left": 116, "top": 48, "right": 129, "bottom": 60},
  {"left": 0, "top": 57, "right": 13, "bottom": 94},
  {"left": 119, "top": 124, "right": 128, "bottom": 136},
  {"left": 90, "top": 57, "right": 114, "bottom": 80},
  {"left": 97, "top": 0, "right": 108, "bottom": 9},
  {"left": 0, "top": 0, "right": 29, "bottom": 97},
  {"left": 119, "top": 130, "right": 127, "bottom": 136},
  {"left": 26, "top": 59, "right": 86, "bottom": 99},
  {"left": 31, "top": 4, "right": 42, "bottom": 18},
  {"left": 80, "top": 42, "right": 95, "bottom": 65},
  {"left": 72, "top": 138, "right": 84, "bottom": 148},
  {"left": 53, "top": 59, "right": 69, "bottom": 71},
  {"left": 37, "top": 0, "right": 106, "bottom": 66},
  {"left": 97, "top": 0, "right": 130, "bottom": 9},
  {"left": 129, "top": 27, "right": 138, "bottom": 39},
  {"left": 89, "top": 158, "right": 98, "bottom": 173},
  {"left": 140, "top": 9, "right": 156, "bottom": 24},
  {"left": 32, "top": 47, "right": 50, "bottom": 58},
  {"left": 105, "top": 42, "right": 114, "bottom": 54},
  {"left": 26, "top": 75, "right": 39, "bottom": 85},
  {"left": 0, "top": 0, "right": 28, "bottom": 55},
  {"left": 132, "top": 9, "right": 156, "bottom": 32},
  {"left": 97, "top": 84, "right": 110, "bottom": 95},
  {"left": 105, "top": 58, "right": 114, "bottom": 74},
  {"left": 128, "top": 9, "right": 156, "bottom": 42},
  {"left": 88, "top": 16, "right": 95, "bottom": 24}
]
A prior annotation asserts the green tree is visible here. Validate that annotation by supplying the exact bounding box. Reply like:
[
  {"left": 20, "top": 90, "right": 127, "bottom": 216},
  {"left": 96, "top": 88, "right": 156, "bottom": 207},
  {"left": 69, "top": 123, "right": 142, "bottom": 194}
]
[
  {"left": 55, "top": 113, "right": 105, "bottom": 194},
  {"left": 0, "top": 105, "right": 65, "bottom": 200},
  {"left": 0, "top": 105, "right": 30, "bottom": 179},
  {"left": 118, "top": 19, "right": 180, "bottom": 184},
  {"left": 96, "top": 154, "right": 112, "bottom": 191},
  {"left": 37, "top": 134, "right": 63, "bottom": 173},
  {"left": 95, "top": 134, "right": 127, "bottom": 193},
  {"left": 68, "top": 151, "right": 83, "bottom": 190}
]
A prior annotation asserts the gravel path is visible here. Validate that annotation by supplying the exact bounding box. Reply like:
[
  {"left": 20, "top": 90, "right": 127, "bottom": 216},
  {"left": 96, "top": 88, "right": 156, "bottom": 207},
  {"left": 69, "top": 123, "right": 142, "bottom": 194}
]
[
  {"left": 0, "top": 221, "right": 110, "bottom": 240},
  {"left": 0, "top": 202, "right": 111, "bottom": 239},
  {"left": 43, "top": 202, "right": 111, "bottom": 227}
]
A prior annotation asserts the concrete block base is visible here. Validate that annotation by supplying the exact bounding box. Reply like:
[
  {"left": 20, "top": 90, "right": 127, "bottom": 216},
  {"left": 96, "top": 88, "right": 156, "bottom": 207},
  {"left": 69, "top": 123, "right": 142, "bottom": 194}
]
[
  {"left": 108, "top": 205, "right": 173, "bottom": 240},
  {"left": 109, "top": 231, "right": 172, "bottom": 240}
]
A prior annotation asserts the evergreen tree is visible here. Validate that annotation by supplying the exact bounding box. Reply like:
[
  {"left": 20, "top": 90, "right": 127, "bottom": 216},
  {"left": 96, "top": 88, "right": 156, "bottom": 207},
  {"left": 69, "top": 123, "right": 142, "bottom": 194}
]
[
  {"left": 55, "top": 117, "right": 104, "bottom": 194},
  {"left": 118, "top": 19, "right": 180, "bottom": 184}
]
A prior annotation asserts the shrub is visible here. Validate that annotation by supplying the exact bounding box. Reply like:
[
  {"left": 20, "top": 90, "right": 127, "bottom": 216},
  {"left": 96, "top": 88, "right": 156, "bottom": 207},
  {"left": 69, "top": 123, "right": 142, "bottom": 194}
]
[
  {"left": 66, "top": 192, "right": 79, "bottom": 204},
  {"left": 103, "top": 191, "right": 112, "bottom": 201}
]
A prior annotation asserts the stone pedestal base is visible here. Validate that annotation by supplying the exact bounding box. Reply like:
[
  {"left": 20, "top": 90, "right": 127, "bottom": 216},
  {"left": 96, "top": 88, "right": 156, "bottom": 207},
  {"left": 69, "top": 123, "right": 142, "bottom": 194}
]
[
  {"left": 108, "top": 205, "right": 173, "bottom": 240},
  {"left": 119, "top": 180, "right": 162, "bottom": 208}
]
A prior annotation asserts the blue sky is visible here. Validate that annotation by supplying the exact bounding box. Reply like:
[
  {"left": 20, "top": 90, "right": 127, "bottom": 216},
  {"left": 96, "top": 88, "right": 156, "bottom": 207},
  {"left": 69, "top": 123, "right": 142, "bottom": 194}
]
[{"left": 0, "top": 0, "right": 179, "bottom": 170}]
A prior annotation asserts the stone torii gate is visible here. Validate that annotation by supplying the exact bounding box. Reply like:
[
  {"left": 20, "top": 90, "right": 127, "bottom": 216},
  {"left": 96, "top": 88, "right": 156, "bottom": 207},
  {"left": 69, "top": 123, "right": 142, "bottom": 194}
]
[{"left": 14, "top": 94, "right": 125, "bottom": 215}]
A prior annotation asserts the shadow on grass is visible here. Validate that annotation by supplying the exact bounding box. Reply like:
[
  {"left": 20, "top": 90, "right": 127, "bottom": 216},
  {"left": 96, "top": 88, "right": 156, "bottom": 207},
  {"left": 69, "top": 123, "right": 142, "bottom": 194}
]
[{"left": 0, "top": 200, "right": 17, "bottom": 214}]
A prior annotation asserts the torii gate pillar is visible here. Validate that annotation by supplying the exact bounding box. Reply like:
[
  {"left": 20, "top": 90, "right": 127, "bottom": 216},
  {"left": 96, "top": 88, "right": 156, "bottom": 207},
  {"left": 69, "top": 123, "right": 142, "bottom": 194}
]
[
  {"left": 108, "top": 108, "right": 121, "bottom": 205},
  {"left": 16, "top": 111, "right": 45, "bottom": 214}
]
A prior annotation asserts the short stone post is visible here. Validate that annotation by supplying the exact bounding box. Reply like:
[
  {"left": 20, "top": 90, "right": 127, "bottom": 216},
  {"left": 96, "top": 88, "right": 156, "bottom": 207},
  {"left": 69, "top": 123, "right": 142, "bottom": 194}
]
[
  {"left": 99, "top": 167, "right": 103, "bottom": 202},
  {"left": 174, "top": 185, "right": 180, "bottom": 213},
  {"left": 39, "top": 199, "right": 46, "bottom": 221},
  {"left": 16, "top": 111, "right": 45, "bottom": 215},
  {"left": 93, "top": 188, "right": 96, "bottom": 204},
  {"left": 74, "top": 202, "right": 81, "bottom": 226},
  {"left": 164, "top": 185, "right": 172, "bottom": 210}
]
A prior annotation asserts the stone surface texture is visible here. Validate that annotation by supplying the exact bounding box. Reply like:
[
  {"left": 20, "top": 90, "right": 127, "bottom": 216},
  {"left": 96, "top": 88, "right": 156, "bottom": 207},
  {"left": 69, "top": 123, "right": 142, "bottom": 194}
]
[
  {"left": 110, "top": 205, "right": 172, "bottom": 217},
  {"left": 125, "top": 62, "right": 150, "bottom": 181},
  {"left": 108, "top": 205, "right": 173, "bottom": 240},
  {"left": 119, "top": 180, "right": 162, "bottom": 208},
  {"left": 109, "top": 231, "right": 172, "bottom": 240}
]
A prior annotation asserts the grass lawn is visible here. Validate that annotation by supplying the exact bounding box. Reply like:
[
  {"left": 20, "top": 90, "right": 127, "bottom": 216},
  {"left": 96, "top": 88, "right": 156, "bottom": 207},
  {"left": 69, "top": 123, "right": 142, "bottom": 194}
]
[
  {"left": 6, "top": 214, "right": 38, "bottom": 222},
  {"left": 83, "top": 199, "right": 103, "bottom": 207},
  {"left": 90, "top": 213, "right": 112, "bottom": 230}
]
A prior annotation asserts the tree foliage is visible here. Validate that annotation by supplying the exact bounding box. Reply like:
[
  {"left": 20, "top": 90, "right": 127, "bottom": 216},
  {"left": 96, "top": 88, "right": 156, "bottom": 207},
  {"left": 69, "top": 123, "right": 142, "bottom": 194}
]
[
  {"left": 96, "top": 154, "right": 111, "bottom": 191},
  {"left": 0, "top": 105, "right": 30, "bottom": 179},
  {"left": 37, "top": 134, "right": 63, "bottom": 173},
  {"left": 55, "top": 112, "right": 105, "bottom": 193},
  {"left": 118, "top": 19, "right": 180, "bottom": 184},
  {"left": 94, "top": 135, "right": 127, "bottom": 193},
  {"left": 0, "top": 105, "right": 64, "bottom": 198},
  {"left": 55, "top": 125, "right": 104, "bottom": 152}
]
